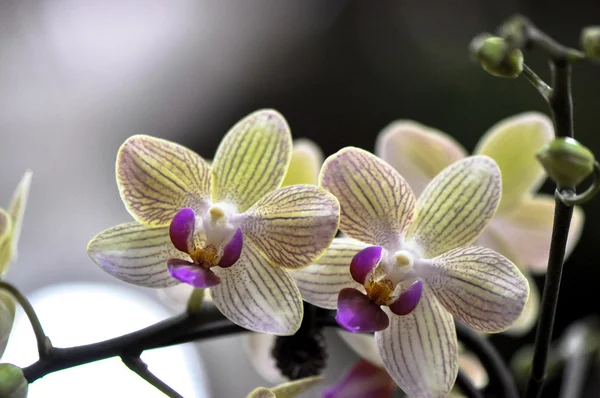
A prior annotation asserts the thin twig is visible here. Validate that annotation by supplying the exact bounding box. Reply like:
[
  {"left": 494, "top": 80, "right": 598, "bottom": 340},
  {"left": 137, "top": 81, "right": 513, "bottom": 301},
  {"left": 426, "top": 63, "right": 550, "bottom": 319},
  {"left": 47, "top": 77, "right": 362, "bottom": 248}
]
[
  {"left": 521, "top": 64, "right": 552, "bottom": 101},
  {"left": 0, "top": 281, "right": 52, "bottom": 360},
  {"left": 122, "top": 354, "right": 183, "bottom": 398},
  {"left": 456, "top": 369, "right": 484, "bottom": 398}
]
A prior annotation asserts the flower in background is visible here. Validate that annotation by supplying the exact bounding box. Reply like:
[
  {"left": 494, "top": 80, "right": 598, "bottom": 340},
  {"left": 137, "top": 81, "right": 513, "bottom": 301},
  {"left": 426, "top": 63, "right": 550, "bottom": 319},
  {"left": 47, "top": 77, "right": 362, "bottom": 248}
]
[
  {"left": 0, "top": 172, "right": 32, "bottom": 358},
  {"left": 247, "top": 376, "right": 322, "bottom": 398},
  {"left": 294, "top": 147, "right": 529, "bottom": 397},
  {"left": 375, "top": 113, "right": 584, "bottom": 334},
  {"left": 87, "top": 110, "right": 340, "bottom": 335}
]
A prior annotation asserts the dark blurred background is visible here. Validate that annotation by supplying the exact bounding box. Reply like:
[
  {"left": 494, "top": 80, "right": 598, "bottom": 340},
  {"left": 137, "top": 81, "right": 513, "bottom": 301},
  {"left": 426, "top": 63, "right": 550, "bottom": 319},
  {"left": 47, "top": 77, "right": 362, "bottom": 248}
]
[{"left": 1, "top": 0, "right": 599, "bottom": 397}]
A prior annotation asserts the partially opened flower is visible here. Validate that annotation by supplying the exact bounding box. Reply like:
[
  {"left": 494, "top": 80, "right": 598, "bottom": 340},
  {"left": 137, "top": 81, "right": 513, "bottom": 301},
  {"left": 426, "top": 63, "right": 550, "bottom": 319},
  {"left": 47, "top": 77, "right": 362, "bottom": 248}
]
[
  {"left": 375, "top": 113, "right": 584, "bottom": 334},
  {"left": 247, "top": 376, "right": 322, "bottom": 398},
  {"left": 294, "top": 147, "right": 529, "bottom": 397},
  {"left": 0, "top": 171, "right": 32, "bottom": 358},
  {"left": 87, "top": 110, "right": 340, "bottom": 335}
]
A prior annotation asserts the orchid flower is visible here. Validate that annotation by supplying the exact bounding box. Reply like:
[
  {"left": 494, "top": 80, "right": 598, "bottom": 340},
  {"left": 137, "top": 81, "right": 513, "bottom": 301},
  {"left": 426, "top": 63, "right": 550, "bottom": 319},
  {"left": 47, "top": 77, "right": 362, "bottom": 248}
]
[
  {"left": 294, "top": 147, "right": 529, "bottom": 397},
  {"left": 0, "top": 171, "right": 32, "bottom": 358},
  {"left": 87, "top": 110, "right": 340, "bottom": 335},
  {"left": 375, "top": 112, "right": 584, "bottom": 335},
  {"left": 247, "top": 376, "right": 322, "bottom": 398}
]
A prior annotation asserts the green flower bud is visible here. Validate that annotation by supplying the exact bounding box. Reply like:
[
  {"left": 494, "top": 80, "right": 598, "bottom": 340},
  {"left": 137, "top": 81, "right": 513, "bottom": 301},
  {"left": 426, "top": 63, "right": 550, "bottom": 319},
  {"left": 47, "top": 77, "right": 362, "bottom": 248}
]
[
  {"left": 471, "top": 36, "right": 524, "bottom": 78},
  {"left": 581, "top": 26, "right": 600, "bottom": 59},
  {"left": 0, "top": 292, "right": 15, "bottom": 358},
  {"left": 536, "top": 137, "right": 595, "bottom": 187},
  {"left": 497, "top": 15, "right": 528, "bottom": 48},
  {"left": 0, "top": 364, "right": 28, "bottom": 398}
]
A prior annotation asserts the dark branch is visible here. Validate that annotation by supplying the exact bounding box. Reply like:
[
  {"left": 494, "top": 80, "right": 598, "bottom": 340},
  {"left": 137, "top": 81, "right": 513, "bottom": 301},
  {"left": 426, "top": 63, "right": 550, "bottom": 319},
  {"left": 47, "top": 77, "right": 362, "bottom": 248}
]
[{"left": 122, "top": 355, "right": 184, "bottom": 398}]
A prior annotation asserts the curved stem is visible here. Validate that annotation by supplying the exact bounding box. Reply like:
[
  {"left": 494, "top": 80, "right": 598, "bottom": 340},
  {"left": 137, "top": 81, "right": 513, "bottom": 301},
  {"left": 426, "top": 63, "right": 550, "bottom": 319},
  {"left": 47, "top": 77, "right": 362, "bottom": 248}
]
[
  {"left": 455, "top": 323, "right": 519, "bottom": 398},
  {"left": 522, "top": 64, "right": 552, "bottom": 100},
  {"left": 122, "top": 355, "right": 183, "bottom": 398},
  {"left": 456, "top": 369, "right": 484, "bottom": 398},
  {"left": 0, "top": 281, "right": 52, "bottom": 360}
]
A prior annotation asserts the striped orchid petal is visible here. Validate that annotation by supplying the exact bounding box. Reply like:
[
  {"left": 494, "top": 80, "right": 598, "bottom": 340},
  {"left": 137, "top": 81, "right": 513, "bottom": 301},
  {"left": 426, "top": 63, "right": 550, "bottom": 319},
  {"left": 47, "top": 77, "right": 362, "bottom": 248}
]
[
  {"left": 405, "top": 156, "right": 501, "bottom": 259},
  {"left": 324, "top": 360, "right": 395, "bottom": 398},
  {"left": 87, "top": 222, "right": 185, "bottom": 288},
  {"left": 376, "top": 289, "right": 458, "bottom": 398},
  {"left": 0, "top": 171, "right": 32, "bottom": 274},
  {"left": 376, "top": 121, "right": 466, "bottom": 197},
  {"left": 211, "top": 242, "right": 303, "bottom": 335},
  {"left": 242, "top": 185, "right": 340, "bottom": 269},
  {"left": 474, "top": 112, "right": 553, "bottom": 212},
  {"left": 211, "top": 110, "right": 292, "bottom": 212},
  {"left": 489, "top": 195, "right": 584, "bottom": 273},
  {"left": 282, "top": 139, "right": 323, "bottom": 186},
  {"left": 293, "top": 238, "right": 367, "bottom": 309},
  {"left": 426, "top": 246, "right": 529, "bottom": 333},
  {"left": 320, "top": 147, "right": 416, "bottom": 246},
  {"left": 117, "top": 135, "right": 211, "bottom": 227},
  {"left": 0, "top": 291, "right": 15, "bottom": 358},
  {"left": 504, "top": 273, "right": 539, "bottom": 336}
]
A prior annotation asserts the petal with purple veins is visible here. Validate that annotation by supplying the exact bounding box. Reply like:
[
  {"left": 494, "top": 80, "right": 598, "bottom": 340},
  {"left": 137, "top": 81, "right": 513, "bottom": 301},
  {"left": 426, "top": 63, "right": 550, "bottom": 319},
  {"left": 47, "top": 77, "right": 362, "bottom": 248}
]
[
  {"left": 320, "top": 147, "right": 415, "bottom": 247},
  {"left": 376, "top": 288, "right": 458, "bottom": 398},
  {"left": 336, "top": 288, "right": 389, "bottom": 333},
  {"left": 167, "top": 259, "right": 221, "bottom": 288}
]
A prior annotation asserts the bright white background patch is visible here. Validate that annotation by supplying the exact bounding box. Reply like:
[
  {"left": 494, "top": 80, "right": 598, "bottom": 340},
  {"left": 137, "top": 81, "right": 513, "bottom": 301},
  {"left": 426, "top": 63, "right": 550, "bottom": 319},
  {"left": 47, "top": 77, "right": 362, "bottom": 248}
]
[{"left": 2, "top": 283, "right": 210, "bottom": 398}]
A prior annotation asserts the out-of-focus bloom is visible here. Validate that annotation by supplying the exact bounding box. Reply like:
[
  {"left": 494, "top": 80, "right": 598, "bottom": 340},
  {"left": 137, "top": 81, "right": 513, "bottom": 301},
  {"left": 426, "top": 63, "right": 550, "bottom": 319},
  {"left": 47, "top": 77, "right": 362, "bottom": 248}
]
[
  {"left": 323, "top": 360, "right": 395, "bottom": 398},
  {"left": 294, "top": 147, "right": 529, "bottom": 397},
  {"left": 0, "top": 172, "right": 32, "bottom": 358},
  {"left": 375, "top": 113, "right": 584, "bottom": 335},
  {"left": 0, "top": 363, "right": 28, "bottom": 398},
  {"left": 246, "top": 376, "right": 322, "bottom": 398},
  {"left": 87, "top": 110, "right": 340, "bottom": 335}
]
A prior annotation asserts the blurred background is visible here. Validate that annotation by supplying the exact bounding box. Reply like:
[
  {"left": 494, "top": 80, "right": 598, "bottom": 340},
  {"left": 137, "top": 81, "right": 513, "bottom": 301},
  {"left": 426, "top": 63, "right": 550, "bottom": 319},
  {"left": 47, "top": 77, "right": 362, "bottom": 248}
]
[{"left": 1, "top": 0, "right": 599, "bottom": 396}]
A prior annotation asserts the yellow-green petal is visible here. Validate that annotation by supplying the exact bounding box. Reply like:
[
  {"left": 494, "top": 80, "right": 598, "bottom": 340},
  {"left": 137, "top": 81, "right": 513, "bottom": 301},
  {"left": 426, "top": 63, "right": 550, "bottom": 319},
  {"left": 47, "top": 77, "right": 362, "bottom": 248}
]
[
  {"left": 211, "top": 242, "right": 303, "bottom": 335},
  {"left": 212, "top": 110, "right": 292, "bottom": 212},
  {"left": 427, "top": 246, "right": 529, "bottom": 333},
  {"left": 0, "top": 291, "right": 15, "bottom": 358},
  {"left": 489, "top": 195, "right": 584, "bottom": 273},
  {"left": 474, "top": 112, "right": 553, "bottom": 212},
  {"left": 246, "top": 376, "right": 323, "bottom": 398},
  {"left": 0, "top": 210, "right": 9, "bottom": 244},
  {"left": 0, "top": 172, "right": 32, "bottom": 275},
  {"left": 293, "top": 238, "right": 367, "bottom": 309},
  {"left": 320, "top": 147, "right": 416, "bottom": 246},
  {"left": 376, "top": 288, "right": 458, "bottom": 398},
  {"left": 116, "top": 135, "right": 211, "bottom": 227},
  {"left": 406, "top": 156, "right": 501, "bottom": 258},
  {"left": 87, "top": 222, "right": 184, "bottom": 288},
  {"left": 243, "top": 185, "right": 340, "bottom": 270},
  {"left": 376, "top": 121, "right": 467, "bottom": 197},
  {"left": 282, "top": 139, "right": 323, "bottom": 186},
  {"left": 0, "top": 210, "right": 12, "bottom": 275}
]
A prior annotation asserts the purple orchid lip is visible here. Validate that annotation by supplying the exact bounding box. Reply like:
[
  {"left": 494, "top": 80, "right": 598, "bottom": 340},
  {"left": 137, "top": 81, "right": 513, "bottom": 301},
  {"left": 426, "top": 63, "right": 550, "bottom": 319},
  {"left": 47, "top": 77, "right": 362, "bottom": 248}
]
[
  {"left": 218, "top": 227, "right": 243, "bottom": 268},
  {"left": 169, "top": 208, "right": 196, "bottom": 254},
  {"left": 336, "top": 288, "right": 389, "bottom": 333},
  {"left": 350, "top": 245, "right": 383, "bottom": 285},
  {"left": 167, "top": 258, "right": 221, "bottom": 288},
  {"left": 388, "top": 279, "right": 423, "bottom": 316}
]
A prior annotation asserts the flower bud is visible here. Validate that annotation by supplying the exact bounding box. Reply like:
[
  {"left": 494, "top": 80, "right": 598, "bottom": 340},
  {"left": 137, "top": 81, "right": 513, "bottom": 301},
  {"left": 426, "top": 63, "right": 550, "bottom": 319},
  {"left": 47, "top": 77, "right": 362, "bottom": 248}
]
[
  {"left": 0, "top": 292, "right": 15, "bottom": 357},
  {"left": 581, "top": 26, "right": 600, "bottom": 59},
  {"left": 471, "top": 36, "right": 523, "bottom": 78},
  {"left": 497, "top": 15, "right": 528, "bottom": 48},
  {"left": 0, "top": 364, "right": 28, "bottom": 398},
  {"left": 536, "top": 137, "right": 595, "bottom": 187}
]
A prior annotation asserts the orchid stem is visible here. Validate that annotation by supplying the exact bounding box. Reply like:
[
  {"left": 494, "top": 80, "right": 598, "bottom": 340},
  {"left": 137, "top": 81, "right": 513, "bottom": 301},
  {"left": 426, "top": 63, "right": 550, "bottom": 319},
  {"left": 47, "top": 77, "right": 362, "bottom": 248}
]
[
  {"left": 122, "top": 354, "right": 184, "bottom": 398},
  {"left": 509, "top": 17, "right": 577, "bottom": 398},
  {"left": 0, "top": 281, "right": 52, "bottom": 360}
]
